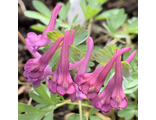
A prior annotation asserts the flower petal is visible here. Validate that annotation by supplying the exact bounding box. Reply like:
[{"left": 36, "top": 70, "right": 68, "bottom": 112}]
[
  {"left": 101, "top": 104, "right": 112, "bottom": 113},
  {"left": 125, "top": 50, "right": 137, "bottom": 63}
]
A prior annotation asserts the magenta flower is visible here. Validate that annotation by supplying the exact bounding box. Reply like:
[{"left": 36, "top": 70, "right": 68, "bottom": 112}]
[
  {"left": 92, "top": 76, "right": 115, "bottom": 113},
  {"left": 24, "top": 36, "right": 63, "bottom": 87},
  {"left": 23, "top": 66, "right": 52, "bottom": 87},
  {"left": 110, "top": 50, "right": 137, "bottom": 109},
  {"left": 48, "top": 30, "right": 76, "bottom": 95},
  {"left": 70, "top": 83, "right": 86, "bottom": 102},
  {"left": 75, "top": 47, "right": 131, "bottom": 99},
  {"left": 125, "top": 50, "right": 137, "bottom": 63},
  {"left": 70, "top": 37, "right": 94, "bottom": 102},
  {"left": 92, "top": 48, "right": 134, "bottom": 113},
  {"left": 24, "top": 37, "right": 54, "bottom": 87},
  {"left": 75, "top": 53, "right": 118, "bottom": 99},
  {"left": 26, "top": 4, "right": 62, "bottom": 53}
]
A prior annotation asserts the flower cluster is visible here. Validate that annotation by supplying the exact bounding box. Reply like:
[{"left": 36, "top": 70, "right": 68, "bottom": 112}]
[{"left": 23, "top": 4, "right": 136, "bottom": 113}]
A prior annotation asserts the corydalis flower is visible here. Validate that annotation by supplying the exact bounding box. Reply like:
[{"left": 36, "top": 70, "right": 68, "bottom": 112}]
[
  {"left": 26, "top": 4, "right": 62, "bottom": 53},
  {"left": 92, "top": 48, "right": 134, "bottom": 113},
  {"left": 75, "top": 53, "right": 118, "bottom": 99},
  {"left": 110, "top": 49, "right": 127, "bottom": 109},
  {"left": 48, "top": 30, "right": 76, "bottom": 95},
  {"left": 110, "top": 50, "right": 137, "bottom": 109},
  {"left": 70, "top": 37, "right": 94, "bottom": 102},
  {"left": 24, "top": 37, "right": 54, "bottom": 87},
  {"left": 24, "top": 36, "right": 63, "bottom": 87},
  {"left": 75, "top": 47, "right": 131, "bottom": 99},
  {"left": 70, "top": 83, "right": 86, "bottom": 102},
  {"left": 24, "top": 66, "right": 52, "bottom": 87},
  {"left": 92, "top": 76, "right": 115, "bottom": 113}
]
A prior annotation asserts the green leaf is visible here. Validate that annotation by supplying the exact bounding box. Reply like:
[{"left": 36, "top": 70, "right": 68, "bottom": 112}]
[
  {"left": 121, "top": 61, "right": 132, "bottom": 78},
  {"left": 86, "top": 6, "right": 102, "bottom": 21},
  {"left": 108, "top": 13, "right": 116, "bottom": 32},
  {"left": 90, "top": 116, "right": 103, "bottom": 120},
  {"left": 127, "top": 79, "right": 138, "bottom": 88},
  {"left": 88, "top": 61, "right": 95, "bottom": 67},
  {"left": 102, "top": 23, "right": 112, "bottom": 33},
  {"left": 134, "top": 110, "right": 138, "bottom": 117},
  {"left": 57, "top": 1, "right": 70, "bottom": 21},
  {"left": 35, "top": 104, "right": 48, "bottom": 109},
  {"left": 24, "top": 10, "right": 50, "bottom": 25},
  {"left": 93, "top": 45, "right": 116, "bottom": 66},
  {"left": 49, "top": 48, "right": 61, "bottom": 72},
  {"left": 104, "top": 70, "right": 115, "bottom": 86},
  {"left": 126, "top": 18, "right": 138, "bottom": 33},
  {"left": 67, "top": 114, "right": 86, "bottom": 120},
  {"left": 68, "top": 104, "right": 76, "bottom": 110},
  {"left": 123, "top": 49, "right": 138, "bottom": 72},
  {"left": 18, "top": 102, "right": 49, "bottom": 113},
  {"left": 123, "top": 85, "right": 138, "bottom": 94},
  {"left": 89, "top": 108, "right": 100, "bottom": 116},
  {"left": 97, "top": 0, "right": 108, "bottom": 4},
  {"left": 39, "top": 43, "right": 54, "bottom": 53},
  {"left": 33, "top": 84, "right": 53, "bottom": 104},
  {"left": 46, "top": 30, "right": 64, "bottom": 42},
  {"left": 94, "top": 8, "right": 120, "bottom": 21},
  {"left": 70, "top": 25, "right": 89, "bottom": 46},
  {"left": 32, "top": 0, "right": 52, "bottom": 17},
  {"left": 40, "top": 18, "right": 50, "bottom": 25},
  {"left": 43, "top": 110, "right": 54, "bottom": 120},
  {"left": 125, "top": 103, "right": 136, "bottom": 110},
  {"left": 118, "top": 109, "right": 135, "bottom": 120},
  {"left": 88, "top": 0, "right": 103, "bottom": 9},
  {"left": 43, "top": 83, "right": 51, "bottom": 97},
  {"left": 56, "top": 19, "right": 71, "bottom": 29},
  {"left": 123, "top": 76, "right": 129, "bottom": 88},
  {"left": 24, "top": 11, "right": 50, "bottom": 19},
  {"left": 29, "top": 93, "right": 51, "bottom": 105},
  {"left": 80, "top": 1, "right": 102, "bottom": 22},
  {"left": 41, "top": 105, "right": 55, "bottom": 110},
  {"left": 114, "top": 34, "right": 129, "bottom": 38},
  {"left": 48, "top": 45, "right": 82, "bottom": 71},
  {"left": 50, "top": 93, "right": 60, "bottom": 105},
  {"left": 72, "top": 14, "right": 79, "bottom": 24},
  {"left": 113, "top": 9, "right": 127, "bottom": 30},
  {"left": 30, "top": 23, "right": 46, "bottom": 32},
  {"left": 18, "top": 112, "right": 47, "bottom": 120},
  {"left": 69, "top": 45, "right": 82, "bottom": 64},
  {"left": 103, "top": 9, "right": 127, "bottom": 33}
]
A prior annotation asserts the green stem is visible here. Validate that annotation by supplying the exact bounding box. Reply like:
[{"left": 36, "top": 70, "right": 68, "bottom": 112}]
[
  {"left": 86, "top": 18, "right": 93, "bottom": 45},
  {"left": 18, "top": 31, "right": 25, "bottom": 45},
  {"left": 55, "top": 99, "right": 71, "bottom": 109},
  {"left": 53, "top": 99, "right": 93, "bottom": 110},
  {"left": 110, "top": 109, "right": 116, "bottom": 120},
  {"left": 94, "top": 34, "right": 110, "bottom": 44},
  {"left": 69, "top": 102, "right": 93, "bottom": 108},
  {"left": 79, "top": 101, "right": 83, "bottom": 120}
]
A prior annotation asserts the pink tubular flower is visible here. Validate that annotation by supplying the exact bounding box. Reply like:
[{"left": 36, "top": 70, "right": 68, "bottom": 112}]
[
  {"left": 24, "top": 36, "right": 63, "bottom": 87},
  {"left": 26, "top": 4, "right": 62, "bottom": 53},
  {"left": 75, "top": 47, "right": 131, "bottom": 99},
  {"left": 125, "top": 50, "right": 137, "bottom": 63},
  {"left": 110, "top": 50, "right": 137, "bottom": 109},
  {"left": 48, "top": 30, "right": 76, "bottom": 95},
  {"left": 24, "top": 37, "right": 56, "bottom": 87},
  {"left": 24, "top": 66, "right": 52, "bottom": 87},
  {"left": 92, "top": 48, "right": 135, "bottom": 113},
  {"left": 70, "top": 37, "right": 94, "bottom": 102},
  {"left": 70, "top": 83, "right": 86, "bottom": 102},
  {"left": 92, "top": 76, "right": 115, "bottom": 113},
  {"left": 75, "top": 53, "right": 118, "bottom": 99}
]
